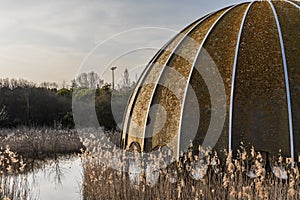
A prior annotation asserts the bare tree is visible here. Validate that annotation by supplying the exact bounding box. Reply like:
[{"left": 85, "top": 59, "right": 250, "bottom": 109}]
[
  {"left": 0, "top": 78, "right": 10, "bottom": 88},
  {"left": 49, "top": 82, "right": 58, "bottom": 89},
  {"left": 122, "top": 69, "right": 131, "bottom": 88},
  {"left": 40, "top": 81, "right": 50, "bottom": 88},
  {"left": 87, "top": 71, "right": 100, "bottom": 89},
  {"left": 18, "top": 78, "right": 36, "bottom": 88},
  {"left": 71, "top": 79, "right": 78, "bottom": 89},
  {"left": 10, "top": 78, "right": 18, "bottom": 89},
  {"left": 62, "top": 80, "right": 67, "bottom": 89},
  {"left": 40, "top": 82, "right": 58, "bottom": 89},
  {"left": 76, "top": 72, "right": 89, "bottom": 88},
  {"left": 75, "top": 71, "right": 103, "bottom": 89}
]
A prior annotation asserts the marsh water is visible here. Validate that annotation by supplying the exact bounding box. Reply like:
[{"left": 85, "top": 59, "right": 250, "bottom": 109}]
[{"left": 26, "top": 155, "right": 83, "bottom": 200}]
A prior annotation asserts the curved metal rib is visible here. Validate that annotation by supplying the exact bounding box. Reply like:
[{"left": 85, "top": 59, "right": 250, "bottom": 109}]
[
  {"left": 269, "top": 1, "right": 295, "bottom": 161},
  {"left": 122, "top": 18, "right": 204, "bottom": 147},
  {"left": 122, "top": 36, "right": 177, "bottom": 147},
  {"left": 285, "top": 0, "right": 300, "bottom": 8},
  {"left": 140, "top": 13, "right": 215, "bottom": 151},
  {"left": 177, "top": 4, "right": 239, "bottom": 158},
  {"left": 228, "top": 2, "right": 254, "bottom": 152}
]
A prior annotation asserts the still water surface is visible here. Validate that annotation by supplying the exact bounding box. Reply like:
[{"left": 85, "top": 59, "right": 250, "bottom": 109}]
[{"left": 27, "top": 156, "right": 83, "bottom": 200}]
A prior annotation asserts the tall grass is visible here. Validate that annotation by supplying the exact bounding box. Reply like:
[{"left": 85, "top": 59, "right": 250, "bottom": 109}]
[
  {"left": 0, "top": 128, "right": 84, "bottom": 158},
  {"left": 0, "top": 148, "right": 35, "bottom": 200},
  {"left": 0, "top": 144, "right": 81, "bottom": 200},
  {"left": 81, "top": 131, "right": 300, "bottom": 200},
  {"left": 0, "top": 128, "right": 85, "bottom": 199},
  {"left": 1, "top": 128, "right": 298, "bottom": 199}
]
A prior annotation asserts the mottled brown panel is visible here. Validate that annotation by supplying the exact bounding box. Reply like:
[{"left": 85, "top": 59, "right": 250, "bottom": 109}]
[
  {"left": 178, "top": 4, "right": 249, "bottom": 154},
  {"left": 167, "top": 10, "right": 228, "bottom": 80},
  {"left": 180, "top": 69, "right": 211, "bottom": 153},
  {"left": 146, "top": 9, "right": 229, "bottom": 153},
  {"left": 126, "top": 19, "right": 200, "bottom": 149},
  {"left": 273, "top": 1, "right": 300, "bottom": 158},
  {"left": 232, "top": 2, "right": 290, "bottom": 156},
  {"left": 201, "top": 3, "right": 249, "bottom": 153}
]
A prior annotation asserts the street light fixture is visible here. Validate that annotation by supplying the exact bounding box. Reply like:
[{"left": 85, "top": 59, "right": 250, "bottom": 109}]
[{"left": 110, "top": 66, "right": 117, "bottom": 90}]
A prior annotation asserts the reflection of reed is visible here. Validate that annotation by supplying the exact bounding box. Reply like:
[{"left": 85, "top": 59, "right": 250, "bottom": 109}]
[
  {"left": 0, "top": 174, "right": 34, "bottom": 200},
  {"left": 25, "top": 154, "right": 80, "bottom": 200},
  {"left": 0, "top": 147, "right": 78, "bottom": 200},
  {"left": 51, "top": 158, "right": 64, "bottom": 186},
  {"left": 23, "top": 154, "right": 74, "bottom": 178},
  {"left": 46, "top": 156, "right": 72, "bottom": 187},
  {"left": 0, "top": 147, "right": 35, "bottom": 200}
]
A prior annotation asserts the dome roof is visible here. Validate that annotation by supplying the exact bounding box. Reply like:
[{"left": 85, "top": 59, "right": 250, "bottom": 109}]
[{"left": 121, "top": 1, "right": 300, "bottom": 160}]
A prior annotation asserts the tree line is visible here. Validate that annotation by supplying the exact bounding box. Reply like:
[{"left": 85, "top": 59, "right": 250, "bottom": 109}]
[{"left": 0, "top": 70, "right": 135, "bottom": 130}]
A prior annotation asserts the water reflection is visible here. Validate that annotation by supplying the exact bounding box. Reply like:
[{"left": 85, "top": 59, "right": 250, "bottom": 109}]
[{"left": 25, "top": 155, "right": 82, "bottom": 200}]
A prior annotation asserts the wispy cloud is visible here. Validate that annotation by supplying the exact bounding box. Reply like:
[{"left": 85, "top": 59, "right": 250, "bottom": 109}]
[{"left": 0, "top": 0, "right": 244, "bottom": 85}]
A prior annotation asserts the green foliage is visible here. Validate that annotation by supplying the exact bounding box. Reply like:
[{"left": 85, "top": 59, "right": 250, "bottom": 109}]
[
  {"left": 61, "top": 112, "right": 75, "bottom": 129},
  {"left": 94, "top": 84, "right": 133, "bottom": 130},
  {"left": 100, "top": 83, "right": 111, "bottom": 91},
  {"left": 95, "top": 89, "right": 117, "bottom": 130},
  {"left": 72, "top": 88, "right": 94, "bottom": 102},
  {"left": 0, "top": 70, "right": 135, "bottom": 130},
  {"left": 0, "top": 87, "right": 71, "bottom": 127},
  {"left": 57, "top": 88, "right": 72, "bottom": 98}
]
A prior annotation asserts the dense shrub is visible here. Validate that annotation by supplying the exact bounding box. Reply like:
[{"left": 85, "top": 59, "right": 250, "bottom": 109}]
[{"left": 0, "top": 77, "right": 133, "bottom": 130}]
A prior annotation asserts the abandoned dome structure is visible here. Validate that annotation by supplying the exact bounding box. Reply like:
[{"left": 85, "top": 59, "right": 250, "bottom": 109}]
[{"left": 121, "top": 1, "right": 300, "bottom": 160}]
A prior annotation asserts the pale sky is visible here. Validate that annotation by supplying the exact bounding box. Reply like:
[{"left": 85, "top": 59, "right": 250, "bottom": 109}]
[{"left": 0, "top": 0, "right": 245, "bottom": 86}]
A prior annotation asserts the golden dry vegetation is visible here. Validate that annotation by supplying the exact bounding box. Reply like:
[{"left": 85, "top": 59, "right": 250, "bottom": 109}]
[{"left": 81, "top": 131, "right": 300, "bottom": 200}]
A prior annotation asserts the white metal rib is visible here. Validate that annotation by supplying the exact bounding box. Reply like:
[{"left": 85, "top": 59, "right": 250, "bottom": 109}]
[
  {"left": 228, "top": 2, "right": 254, "bottom": 153},
  {"left": 124, "top": 17, "right": 210, "bottom": 124},
  {"left": 140, "top": 13, "right": 216, "bottom": 151},
  {"left": 122, "top": 37, "right": 176, "bottom": 146},
  {"left": 177, "top": 4, "right": 239, "bottom": 159},
  {"left": 269, "top": 1, "right": 295, "bottom": 161},
  {"left": 121, "top": 20, "right": 203, "bottom": 146},
  {"left": 285, "top": 0, "right": 300, "bottom": 9}
]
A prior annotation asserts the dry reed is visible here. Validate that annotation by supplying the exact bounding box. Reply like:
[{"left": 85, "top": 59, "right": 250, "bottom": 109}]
[{"left": 81, "top": 132, "right": 300, "bottom": 200}]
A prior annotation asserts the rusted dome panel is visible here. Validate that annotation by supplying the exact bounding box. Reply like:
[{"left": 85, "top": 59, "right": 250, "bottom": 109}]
[
  {"left": 122, "top": 17, "right": 209, "bottom": 148},
  {"left": 121, "top": 43, "right": 171, "bottom": 147},
  {"left": 161, "top": 9, "right": 229, "bottom": 80},
  {"left": 273, "top": 1, "right": 300, "bottom": 156},
  {"left": 178, "top": 3, "right": 250, "bottom": 154},
  {"left": 196, "top": 3, "right": 250, "bottom": 152},
  {"left": 232, "top": 1, "right": 290, "bottom": 156},
  {"left": 121, "top": 0, "right": 299, "bottom": 159},
  {"left": 124, "top": 18, "right": 202, "bottom": 149},
  {"left": 144, "top": 8, "right": 230, "bottom": 154}
]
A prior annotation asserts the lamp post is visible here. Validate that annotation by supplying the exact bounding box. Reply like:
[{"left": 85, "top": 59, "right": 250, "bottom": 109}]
[{"left": 110, "top": 66, "right": 117, "bottom": 90}]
